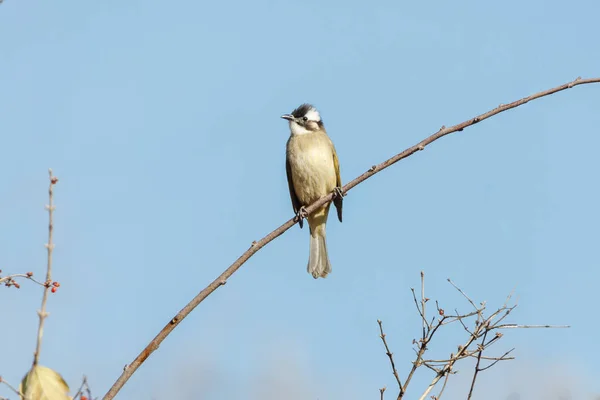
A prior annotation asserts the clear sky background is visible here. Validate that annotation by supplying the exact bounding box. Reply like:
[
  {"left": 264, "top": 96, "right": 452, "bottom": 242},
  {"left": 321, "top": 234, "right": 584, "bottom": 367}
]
[{"left": 1, "top": 0, "right": 599, "bottom": 399}]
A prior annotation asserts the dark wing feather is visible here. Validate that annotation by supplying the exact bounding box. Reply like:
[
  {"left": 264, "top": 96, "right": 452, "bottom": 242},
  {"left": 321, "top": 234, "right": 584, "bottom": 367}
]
[
  {"left": 332, "top": 146, "right": 343, "bottom": 223},
  {"left": 286, "top": 156, "right": 303, "bottom": 229}
]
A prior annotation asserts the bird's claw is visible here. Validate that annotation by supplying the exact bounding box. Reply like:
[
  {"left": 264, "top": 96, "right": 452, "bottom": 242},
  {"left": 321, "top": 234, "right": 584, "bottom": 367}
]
[
  {"left": 333, "top": 187, "right": 344, "bottom": 199},
  {"left": 295, "top": 206, "right": 308, "bottom": 228},
  {"left": 296, "top": 206, "right": 308, "bottom": 219}
]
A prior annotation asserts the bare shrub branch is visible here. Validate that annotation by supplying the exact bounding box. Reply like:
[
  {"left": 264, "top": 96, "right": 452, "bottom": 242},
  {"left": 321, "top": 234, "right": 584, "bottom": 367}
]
[
  {"left": 102, "top": 77, "right": 597, "bottom": 400},
  {"left": 377, "top": 273, "right": 569, "bottom": 400}
]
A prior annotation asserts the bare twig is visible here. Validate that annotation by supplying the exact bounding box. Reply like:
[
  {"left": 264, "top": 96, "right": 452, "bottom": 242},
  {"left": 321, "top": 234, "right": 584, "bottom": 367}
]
[
  {"left": 72, "top": 376, "right": 92, "bottom": 400},
  {"left": 478, "top": 348, "right": 515, "bottom": 371},
  {"left": 102, "top": 77, "right": 598, "bottom": 400},
  {"left": 0, "top": 377, "right": 25, "bottom": 399},
  {"left": 418, "top": 326, "right": 481, "bottom": 400},
  {"left": 420, "top": 271, "right": 427, "bottom": 339},
  {"left": 379, "top": 387, "right": 386, "bottom": 400},
  {"left": 447, "top": 278, "right": 478, "bottom": 312},
  {"left": 0, "top": 273, "right": 45, "bottom": 287},
  {"left": 32, "top": 169, "right": 58, "bottom": 367},
  {"left": 467, "top": 331, "right": 488, "bottom": 399},
  {"left": 410, "top": 288, "right": 425, "bottom": 323},
  {"left": 377, "top": 321, "right": 403, "bottom": 391},
  {"left": 434, "top": 369, "right": 451, "bottom": 400},
  {"left": 494, "top": 324, "right": 570, "bottom": 329}
]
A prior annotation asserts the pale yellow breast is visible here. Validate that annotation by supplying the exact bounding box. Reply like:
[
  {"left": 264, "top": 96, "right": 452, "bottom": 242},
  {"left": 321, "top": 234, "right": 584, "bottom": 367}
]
[{"left": 287, "top": 131, "right": 337, "bottom": 206}]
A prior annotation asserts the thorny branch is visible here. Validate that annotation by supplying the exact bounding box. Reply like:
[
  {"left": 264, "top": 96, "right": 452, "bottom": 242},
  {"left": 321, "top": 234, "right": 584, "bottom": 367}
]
[
  {"left": 102, "top": 77, "right": 597, "bottom": 400},
  {"left": 377, "top": 273, "right": 568, "bottom": 400}
]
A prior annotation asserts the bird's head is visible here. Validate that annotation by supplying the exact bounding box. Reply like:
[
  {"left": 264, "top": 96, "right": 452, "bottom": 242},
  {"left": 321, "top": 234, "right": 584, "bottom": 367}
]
[{"left": 281, "top": 103, "right": 324, "bottom": 135}]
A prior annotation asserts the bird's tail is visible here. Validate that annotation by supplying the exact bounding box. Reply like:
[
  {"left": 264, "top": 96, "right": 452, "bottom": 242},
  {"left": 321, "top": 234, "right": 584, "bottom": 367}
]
[{"left": 308, "top": 225, "right": 331, "bottom": 279}]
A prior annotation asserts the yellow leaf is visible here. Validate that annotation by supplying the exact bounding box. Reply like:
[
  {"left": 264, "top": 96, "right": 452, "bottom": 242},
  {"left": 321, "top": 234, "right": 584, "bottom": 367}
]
[{"left": 19, "top": 366, "right": 70, "bottom": 400}]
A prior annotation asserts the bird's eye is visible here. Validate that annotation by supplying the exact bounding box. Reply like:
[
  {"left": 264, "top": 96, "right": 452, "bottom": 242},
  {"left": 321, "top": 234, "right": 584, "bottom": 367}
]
[{"left": 302, "top": 116, "right": 308, "bottom": 122}]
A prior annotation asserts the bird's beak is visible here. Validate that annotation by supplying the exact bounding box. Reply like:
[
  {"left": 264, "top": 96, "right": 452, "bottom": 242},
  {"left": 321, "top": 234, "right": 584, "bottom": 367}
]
[{"left": 281, "top": 114, "right": 294, "bottom": 121}]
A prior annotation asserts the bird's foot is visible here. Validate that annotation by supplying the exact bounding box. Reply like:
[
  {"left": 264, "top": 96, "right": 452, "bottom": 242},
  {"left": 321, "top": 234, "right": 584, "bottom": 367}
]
[
  {"left": 333, "top": 186, "right": 344, "bottom": 199},
  {"left": 295, "top": 206, "right": 308, "bottom": 228}
]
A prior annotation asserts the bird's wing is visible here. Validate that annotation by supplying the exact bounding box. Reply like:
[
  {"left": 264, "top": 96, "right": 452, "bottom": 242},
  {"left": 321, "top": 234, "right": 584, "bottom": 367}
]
[
  {"left": 332, "top": 146, "right": 343, "bottom": 223},
  {"left": 286, "top": 156, "right": 303, "bottom": 229}
]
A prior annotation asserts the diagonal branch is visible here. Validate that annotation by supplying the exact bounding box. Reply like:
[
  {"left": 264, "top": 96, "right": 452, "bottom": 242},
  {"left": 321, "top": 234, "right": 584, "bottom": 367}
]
[
  {"left": 101, "top": 76, "right": 600, "bottom": 400},
  {"left": 377, "top": 320, "right": 403, "bottom": 391}
]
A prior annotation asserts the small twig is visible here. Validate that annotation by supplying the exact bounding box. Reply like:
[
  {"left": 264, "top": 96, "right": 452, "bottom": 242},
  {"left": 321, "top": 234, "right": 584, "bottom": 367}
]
[
  {"left": 72, "top": 376, "right": 90, "bottom": 400},
  {"left": 421, "top": 271, "right": 427, "bottom": 338},
  {"left": 467, "top": 331, "right": 488, "bottom": 399},
  {"left": 401, "top": 321, "right": 447, "bottom": 396},
  {"left": 494, "top": 324, "right": 570, "bottom": 329},
  {"left": 418, "top": 331, "right": 479, "bottom": 400},
  {"left": 0, "top": 377, "right": 25, "bottom": 399},
  {"left": 32, "top": 169, "right": 58, "bottom": 367},
  {"left": 379, "top": 387, "right": 386, "bottom": 400},
  {"left": 0, "top": 273, "right": 45, "bottom": 287},
  {"left": 478, "top": 348, "right": 515, "bottom": 371},
  {"left": 455, "top": 310, "right": 475, "bottom": 335},
  {"left": 447, "top": 278, "right": 478, "bottom": 311},
  {"left": 377, "top": 320, "right": 403, "bottom": 391},
  {"left": 441, "top": 310, "right": 479, "bottom": 324},
  {"left": 472, "top": 354, "right": 514, "bottom": 361},
  {"left": 410, "top": 288, "right": 425, "bottom": 322},
  {"left": 434, "top": 369, "right": 451, "bottom": 400}
]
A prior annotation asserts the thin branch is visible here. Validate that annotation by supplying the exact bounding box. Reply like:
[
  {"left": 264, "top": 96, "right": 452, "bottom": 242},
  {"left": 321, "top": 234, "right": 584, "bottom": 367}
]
[
  {"left": 72, "top": 376, "right": 91, "bottom": 400},
  {"left": 434, "top": 370, "right": 451, "bottom": 400},
  {"left": 377, "top": 320, "right": 403, "bottom": 391},
  {"left": 0, "top": 377, "right": 25, "bottom": 399},
  {"left": 467, "top": 331, "right": 488, "bottom": 400},
  {"left": 494, "top": 324, "right": 570, "bottom": 329},
  {"left": 410, "top": 288, "right": 425, "bottom": 322},
  {"left": 447, "top": 278, "right": 478, "bottom": 312},
  {"left": 379, "top": 387, "right": 386, "bottom": 400},
  {"left": 455, "top": 310, "right": 474, "bottom": 334},
  {"left": 473, "top": 353, "right": 514, "bottom": 362},
  {"left": 32, "top": 169, "right": 58, "bottom": 367},
  {"left": 102, "top": 76, "right": 600, "bottom": 400},
  {"left": 0, "top": 273, "right": 45, "bottom": 287},
  {"left": 478, "top": 348, "right": 515, "bottom": 371},
  {"left": 420, "top": 271, "right": 427, "bottom": 339},
  {"left": 418, "top": 331, "right": 479, "bottom": 400}
]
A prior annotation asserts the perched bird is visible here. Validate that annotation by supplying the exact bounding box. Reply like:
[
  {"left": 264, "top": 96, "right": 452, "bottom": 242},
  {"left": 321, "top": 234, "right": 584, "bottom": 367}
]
[{"left": 282, "top": 104, "right": 343, "bottom": 279}]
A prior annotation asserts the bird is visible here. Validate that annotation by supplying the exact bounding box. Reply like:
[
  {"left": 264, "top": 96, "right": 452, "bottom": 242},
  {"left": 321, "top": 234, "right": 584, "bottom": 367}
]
[{"left": 282, "top": 104, "right": 343, "bottom": 279}]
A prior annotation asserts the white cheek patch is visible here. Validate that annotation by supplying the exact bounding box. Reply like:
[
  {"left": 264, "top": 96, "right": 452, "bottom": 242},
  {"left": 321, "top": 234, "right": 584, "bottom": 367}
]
[
  {"left": 304, "top": 108, "right": 321, "bottom": 122},
  {"left": 289, "top": 121, "right": 311, "bottom": 136}
]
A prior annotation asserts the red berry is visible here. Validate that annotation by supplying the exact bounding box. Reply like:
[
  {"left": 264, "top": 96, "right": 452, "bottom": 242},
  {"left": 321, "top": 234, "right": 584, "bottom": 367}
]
[
  {"left": 51, "top": 287, "right": 57, "bottom": 293},
  {"left": 14, "top": 283, "right": 20, "bottom": 289},
  {"left": 52, "top": 281, "right": 60, "bottom": 287},
  {"left": 81, "top": 396, "right": 88, "bottom": 400}
]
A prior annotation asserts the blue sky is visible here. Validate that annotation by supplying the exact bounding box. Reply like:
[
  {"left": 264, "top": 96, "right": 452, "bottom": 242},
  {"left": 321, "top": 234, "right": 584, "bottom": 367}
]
[{"left": 1, "top": 0, "right": 599, "bottom": 399}]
